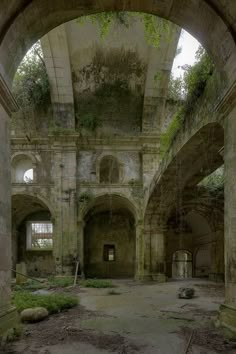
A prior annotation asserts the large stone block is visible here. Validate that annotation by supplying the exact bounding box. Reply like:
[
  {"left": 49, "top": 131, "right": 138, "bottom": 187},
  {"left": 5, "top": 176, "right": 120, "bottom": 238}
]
[
  {"left": 0, "top": 306, "right": 19, "bottom": 342},
  {"left": 218, "top": 303, "right": 236, "bottom": 339}
]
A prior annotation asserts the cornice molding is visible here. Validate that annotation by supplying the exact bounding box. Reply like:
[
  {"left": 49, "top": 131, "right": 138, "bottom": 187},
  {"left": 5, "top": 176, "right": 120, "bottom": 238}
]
[{"left": 214, "top": 81, "right": 236, "bottom": 118}]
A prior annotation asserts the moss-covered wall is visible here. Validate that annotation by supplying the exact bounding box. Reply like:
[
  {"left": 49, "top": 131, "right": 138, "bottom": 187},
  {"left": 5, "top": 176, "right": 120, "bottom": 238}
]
[{"left": 74, "top": 47, "right": 146, "bottom": 135}]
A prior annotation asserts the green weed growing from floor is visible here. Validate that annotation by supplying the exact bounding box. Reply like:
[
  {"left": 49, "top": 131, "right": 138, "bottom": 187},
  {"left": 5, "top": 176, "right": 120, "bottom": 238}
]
[
  {"left": 12, "top": 291, "right": 78, "bottom": 314},
  {"left": 80, "top": 279, "right": 114, "bottom": 288}
]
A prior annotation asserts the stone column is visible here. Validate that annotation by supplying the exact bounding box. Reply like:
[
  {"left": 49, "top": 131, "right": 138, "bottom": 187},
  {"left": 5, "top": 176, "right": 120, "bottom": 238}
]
[
  {"left": 53, "top": 142, "right": 77, "bottom": 275},
  {"left": 135, "top": 220, "right": 145, "bottom": 280},
  {"left": 219, "top": 106, "right": 236, "bottom": 336},
  {"left": 150, "top": 227, "right": 166, "bottom": 282},
  {"left": 77, "top": 219, "right": 85, "bottom": 278},
  {"left": 0, "top": 92, "right": 19, "bottom": 337}
]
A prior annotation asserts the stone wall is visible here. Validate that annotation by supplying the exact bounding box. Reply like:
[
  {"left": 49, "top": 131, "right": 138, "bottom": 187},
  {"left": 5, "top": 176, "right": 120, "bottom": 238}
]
[{"left": 84, "top": 210, "right": 135, "bottom": 278}]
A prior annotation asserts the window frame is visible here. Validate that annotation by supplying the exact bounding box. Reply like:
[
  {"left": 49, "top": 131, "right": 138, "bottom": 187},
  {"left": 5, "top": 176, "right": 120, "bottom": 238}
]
[
  {"left": 26, "top": 221, "right": 53, "bottom": 251},
  {"left": 103, "top": 244, "right": 116, "bottom": 262}
]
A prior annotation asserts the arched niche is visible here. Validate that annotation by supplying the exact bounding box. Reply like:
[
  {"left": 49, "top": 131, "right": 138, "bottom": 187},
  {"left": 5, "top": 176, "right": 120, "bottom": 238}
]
[
  {"left": 12, "top": 194, "right": 54, "bottom": 277},
  {"left": 83, "top": 194, "right": 137, "bottom": 278},
  {"left": 11, "top": 153, "right": 37, "bottom": 183}
]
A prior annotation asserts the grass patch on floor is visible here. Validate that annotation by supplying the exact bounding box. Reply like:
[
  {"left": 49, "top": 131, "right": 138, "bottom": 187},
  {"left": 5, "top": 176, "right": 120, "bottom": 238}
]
[
  {"left": 12, "top": 291, "right": 78, "bottom": 314},
  {"left": 47, "top": 276, "right": 74, "bottom": 288},
  {"left": 80, "top": 279, "right": 115, "bottom": 288},
  {"left": 13, "top": 276, "right": 75, "bottom": 292},
  {"left": 13, "top": 279, "right": 46, "bottom": 292}
]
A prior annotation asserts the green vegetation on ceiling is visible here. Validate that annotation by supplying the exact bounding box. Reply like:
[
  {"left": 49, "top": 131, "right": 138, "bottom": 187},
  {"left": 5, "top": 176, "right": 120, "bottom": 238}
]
[{"left": 77, "top": 12, "right": 175, "bottom": 48}]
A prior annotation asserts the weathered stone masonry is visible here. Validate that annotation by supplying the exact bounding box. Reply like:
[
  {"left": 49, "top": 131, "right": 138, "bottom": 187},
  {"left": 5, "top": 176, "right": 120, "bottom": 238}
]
[{"left": 0, "top": 0, "right": 236, "bottom": 339}]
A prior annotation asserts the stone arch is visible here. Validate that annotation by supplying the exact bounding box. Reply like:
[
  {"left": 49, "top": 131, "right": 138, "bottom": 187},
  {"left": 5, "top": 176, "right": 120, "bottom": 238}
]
[
  {"left": 1, "top": 1, "right": 236, "bottom": 85},
  {"left": 11, "top": 152, "right": 40, "bottom": 183},
  {"left": 80, "top": 192, "right": 139, "bottom": 223},
  {"left": 12, "top": 193, "right": 55, "bottom": 276},
  {"left": 166, "top": 198, "right": 224, "bottom": 280},
  {"left": 82, "top": 193, "right": 138, "bottom": 278},
  {"left": 12, "top": 192, "right": 54, "bottom": 227},
  {"left": 144, "top": 122, "right": 224, "bottom": 227}
]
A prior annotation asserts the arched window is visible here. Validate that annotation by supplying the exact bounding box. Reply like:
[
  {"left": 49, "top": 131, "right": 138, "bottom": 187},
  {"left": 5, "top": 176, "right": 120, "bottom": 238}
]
[
  {"left": 12, "top": 155, "right": 35, "bottom": 183},
  {"left": 172, "top": 250, "right": 192, "bottom": 279},
  {"left": 99, "top": 156, "right": 119, "bottom": 184}
]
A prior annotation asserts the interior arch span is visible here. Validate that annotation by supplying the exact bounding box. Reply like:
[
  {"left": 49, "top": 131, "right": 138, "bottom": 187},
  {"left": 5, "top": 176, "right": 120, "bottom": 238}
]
[{"left": 1, "top": 1, "right": 236, "bottom": 84}]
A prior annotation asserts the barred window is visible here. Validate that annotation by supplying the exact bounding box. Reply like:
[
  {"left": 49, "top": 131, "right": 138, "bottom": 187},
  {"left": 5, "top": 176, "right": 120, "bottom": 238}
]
[
  {"left": 103, "top": 245, "right": 115, "bottom": 262},
  {"left": 27, "top": 222, "right": 53, "bottom": 250}
]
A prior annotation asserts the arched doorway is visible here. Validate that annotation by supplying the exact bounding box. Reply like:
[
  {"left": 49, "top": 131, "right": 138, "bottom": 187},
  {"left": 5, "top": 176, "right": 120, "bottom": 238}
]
[
  {"left": 83, "top": 194, "right": 136, "bottom": 278},
  {"left": 12, "top": 194, "right": 54, "bottom": 277},
  {"left": 172, "top": 250, "right": 192, "bottom": 279}
]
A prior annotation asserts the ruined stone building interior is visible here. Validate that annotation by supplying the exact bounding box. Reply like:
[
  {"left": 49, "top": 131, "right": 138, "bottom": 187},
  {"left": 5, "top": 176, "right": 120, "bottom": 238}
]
[
  {"left": 11, "top": 15, "right": 224, "bottom": 282},
  {"left": 1, "top": 2, "right": 236, "bottom": 352}
]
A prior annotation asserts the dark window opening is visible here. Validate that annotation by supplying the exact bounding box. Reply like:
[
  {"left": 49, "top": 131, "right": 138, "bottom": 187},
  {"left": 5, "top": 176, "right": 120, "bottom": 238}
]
[{"left": 104, "top": 245, "right": 115, "bottom": 262}]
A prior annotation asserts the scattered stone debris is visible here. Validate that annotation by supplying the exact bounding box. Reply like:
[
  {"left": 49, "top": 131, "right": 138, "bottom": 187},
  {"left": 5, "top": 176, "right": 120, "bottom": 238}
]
[
  {"left": 179, "top": 326, "right": 236, "bottom": 354},
  {"left": 21, "top": 307, "right": 49, "bottom": 323},
  {"left": 3, "top": 305, "right": 142, "bottom": 353},
  {"left": 178, "top": 287, "right": 195, "bottom": 299}
]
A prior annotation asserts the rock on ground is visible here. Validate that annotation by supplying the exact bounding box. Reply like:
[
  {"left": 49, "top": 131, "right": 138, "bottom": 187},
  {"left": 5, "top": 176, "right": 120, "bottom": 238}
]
[
  {"left": 178, "top": 287, "right": 195, "bottom": 299},
  {"left": 20, "top": 307, "right": 49, "bottom": 322}
]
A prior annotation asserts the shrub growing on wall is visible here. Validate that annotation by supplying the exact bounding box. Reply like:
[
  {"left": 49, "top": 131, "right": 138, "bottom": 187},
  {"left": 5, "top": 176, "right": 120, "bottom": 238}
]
[
  {"left": 161, "top": 46, "right": 214, "bottom": 156},
  {"left": 13, "top": 41, "right": 50, "bottom": 110}
]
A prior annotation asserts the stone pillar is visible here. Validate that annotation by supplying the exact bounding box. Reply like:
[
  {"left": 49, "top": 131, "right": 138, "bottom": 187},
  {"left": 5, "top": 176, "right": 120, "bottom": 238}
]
[
  {"left": 219, "top": 106, "right": 236, "bottom": 336},
  {"left": 53, "top": 142, "right": 77, "bottom": 275},
  {"left": 135, "top": 221, "right": 145, "bottom": 280},
  {"left": 0, "top": 98, "right": 19, "bottom": 337},
  {"left": 77, "top": 219, "right": 85, "bottom": 278},
  {"left": 150, "top": 227, "right": 166, "bottom": 282}
]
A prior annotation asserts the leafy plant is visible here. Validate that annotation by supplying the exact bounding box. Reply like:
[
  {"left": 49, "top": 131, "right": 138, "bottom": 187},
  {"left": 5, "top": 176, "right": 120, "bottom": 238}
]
[
  {"left": 13, "top": 279, "right": 46, "bottom": 292},
  {"left": 12, "top": 291, "right": 78, "bottom": 314},
  {"left": 13, "top": 41, "right": 50, "bottom": 111},
  {"left": 47, "top": 276, "right": 74, "bottom": 288},
  {"left": 160, "top": 110, "right": 184, "bottom": 156},
  {"left": 79, "top": 191, "right": 93, "bottom": 203},
  {"left": 77, "top": 12, "right": 173, "bottom": 48},
  {"left": 182, "top": 46, "right": 214, "bottom": 115},
  {"left": 79, "top": 113, "right": 98, "bottom": 131},
  {"left": 167, "top": 74, "right": 185, "bottom": 102},
  {"left": 161, "top": 46, "right": 214, "bottom": 157}
]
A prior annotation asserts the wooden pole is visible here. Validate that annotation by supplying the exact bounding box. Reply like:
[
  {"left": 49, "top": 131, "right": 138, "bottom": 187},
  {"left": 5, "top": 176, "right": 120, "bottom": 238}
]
[
  {"left": 74, "top": 261, "right": 79, "bottom": 286},
  {"left": 183, "top": 330, "right": 194, "bottom": 354},
  {"left": 12, "top": 269, "right": 44, "bottom": 283}
]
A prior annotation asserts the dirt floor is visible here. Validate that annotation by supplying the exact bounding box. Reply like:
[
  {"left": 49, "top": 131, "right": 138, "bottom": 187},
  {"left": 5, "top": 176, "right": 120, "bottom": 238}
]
[{"left": 2, "top": 279, "right": 236, "bottom": 354}]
